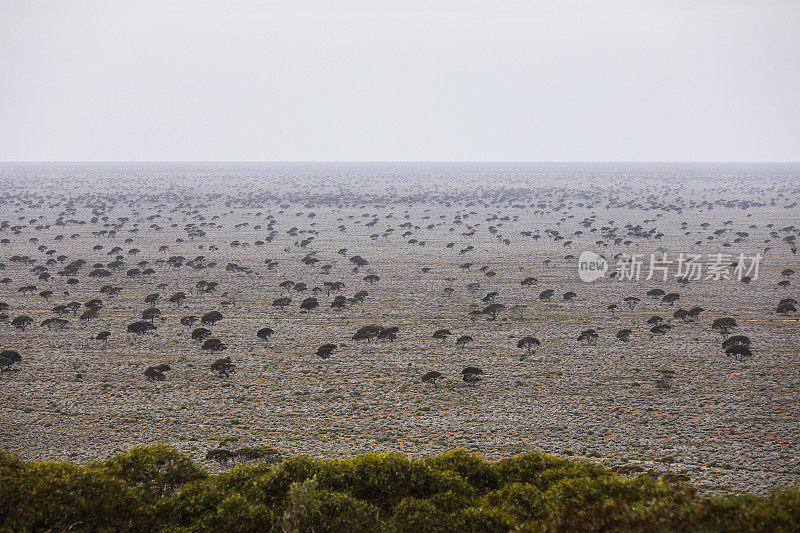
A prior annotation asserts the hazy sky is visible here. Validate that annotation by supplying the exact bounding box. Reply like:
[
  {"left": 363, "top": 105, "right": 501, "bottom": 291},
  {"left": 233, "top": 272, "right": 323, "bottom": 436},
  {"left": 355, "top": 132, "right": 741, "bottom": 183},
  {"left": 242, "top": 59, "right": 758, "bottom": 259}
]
[{"left": 1, "top": 0, "right": 799, "bottom": 162}]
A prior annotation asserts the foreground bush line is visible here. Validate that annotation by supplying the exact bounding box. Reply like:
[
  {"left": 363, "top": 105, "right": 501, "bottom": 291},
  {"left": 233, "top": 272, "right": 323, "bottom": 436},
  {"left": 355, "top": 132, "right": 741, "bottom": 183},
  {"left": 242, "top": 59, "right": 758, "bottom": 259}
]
[{"left": 1, "top": 444, "right": 798, "bottom": 532}]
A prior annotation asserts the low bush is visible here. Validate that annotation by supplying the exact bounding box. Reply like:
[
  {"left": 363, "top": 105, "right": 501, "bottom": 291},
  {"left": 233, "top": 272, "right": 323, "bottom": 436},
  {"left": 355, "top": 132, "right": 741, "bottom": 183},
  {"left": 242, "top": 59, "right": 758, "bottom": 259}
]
[{"left": 0, "top": 444, "right": 798, "bottom": 532}]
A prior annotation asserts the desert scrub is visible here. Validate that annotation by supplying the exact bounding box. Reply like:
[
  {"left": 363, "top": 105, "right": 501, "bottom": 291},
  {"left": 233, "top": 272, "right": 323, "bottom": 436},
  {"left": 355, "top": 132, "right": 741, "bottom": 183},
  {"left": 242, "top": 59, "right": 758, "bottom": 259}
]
[{"left": 1, "top": 445, "right": 799, "bottom": 532}]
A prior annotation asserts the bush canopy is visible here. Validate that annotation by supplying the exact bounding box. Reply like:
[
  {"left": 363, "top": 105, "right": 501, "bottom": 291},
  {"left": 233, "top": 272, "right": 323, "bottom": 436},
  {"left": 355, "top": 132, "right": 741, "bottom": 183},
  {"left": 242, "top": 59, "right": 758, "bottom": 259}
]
[{"left": 1, "top": 444, "right": 798, "bottom": 532}]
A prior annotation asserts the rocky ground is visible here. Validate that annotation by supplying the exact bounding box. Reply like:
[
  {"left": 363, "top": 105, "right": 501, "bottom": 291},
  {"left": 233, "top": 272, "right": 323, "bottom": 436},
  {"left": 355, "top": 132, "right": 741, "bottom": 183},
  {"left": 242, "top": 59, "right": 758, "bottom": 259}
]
[{"left": 0, "top": 163, "right": 798, "bottom": 494}]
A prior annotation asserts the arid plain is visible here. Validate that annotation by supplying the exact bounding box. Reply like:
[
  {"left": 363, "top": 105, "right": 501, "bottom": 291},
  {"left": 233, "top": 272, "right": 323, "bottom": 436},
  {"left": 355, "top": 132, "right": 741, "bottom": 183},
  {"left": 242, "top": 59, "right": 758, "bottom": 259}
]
[{"left": 1, "top": 163, "right": 798, "bottom": 494}]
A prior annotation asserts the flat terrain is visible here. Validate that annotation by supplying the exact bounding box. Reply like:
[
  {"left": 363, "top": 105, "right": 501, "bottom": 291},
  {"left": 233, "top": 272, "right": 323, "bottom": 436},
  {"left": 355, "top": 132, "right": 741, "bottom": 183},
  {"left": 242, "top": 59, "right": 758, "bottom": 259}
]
[{"left": 1, "top": 163, "right": 798, "bottom": 493}]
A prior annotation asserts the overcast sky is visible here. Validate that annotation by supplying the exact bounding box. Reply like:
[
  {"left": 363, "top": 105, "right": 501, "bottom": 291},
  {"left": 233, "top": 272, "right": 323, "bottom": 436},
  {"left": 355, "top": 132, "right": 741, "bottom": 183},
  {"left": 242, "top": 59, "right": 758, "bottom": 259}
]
[{"left": 1, "top": 0, "right": 798, "bottom": 162}]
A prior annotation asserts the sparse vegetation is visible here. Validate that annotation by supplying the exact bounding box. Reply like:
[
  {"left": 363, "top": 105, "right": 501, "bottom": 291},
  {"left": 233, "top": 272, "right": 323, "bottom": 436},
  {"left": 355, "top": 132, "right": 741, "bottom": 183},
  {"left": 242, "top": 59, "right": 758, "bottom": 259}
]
[{"left": 0, "top": 163, "right": 797, "bottom": 506}]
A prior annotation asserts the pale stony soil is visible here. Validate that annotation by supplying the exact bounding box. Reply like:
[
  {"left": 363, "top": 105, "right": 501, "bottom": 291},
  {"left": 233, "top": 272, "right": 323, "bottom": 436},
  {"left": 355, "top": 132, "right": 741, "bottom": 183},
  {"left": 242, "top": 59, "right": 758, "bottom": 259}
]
[{"left": 0, "top": 163, "right": 798, "bottom": 494}]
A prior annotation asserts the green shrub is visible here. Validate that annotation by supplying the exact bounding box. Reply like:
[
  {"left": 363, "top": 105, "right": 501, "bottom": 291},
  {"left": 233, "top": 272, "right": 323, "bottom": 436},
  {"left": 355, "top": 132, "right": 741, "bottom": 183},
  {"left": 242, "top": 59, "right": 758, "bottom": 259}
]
[
  {"left": 317, "top": 453, "right": 471, "bottom": 508},
  {"left": 495, "top": 452, "right": 571, "bottom": 485},
  {"left": 544, "top": 474, "right": 669, "bottom": 510},
  {"left": 96, "top": 442, "right": 207, "bottom": 497},
  {"left": 281, "top": 477, "right": 378, "bottom": 533},
  {"left": 0, "top": 461, "right": 144, "bottom": 531},
  {"left": 422, "top": 450, "right": 500, "bottom": 493},
  {"left": 385, "top": 497, "right": 445, "bottom": 533},
  {"left": 446, "top": 505, "right": 513, "bottom": 532},
  {"left": 481, "top": 482, "right": 547, "bottom": 521},
  {"left": 427, "top": 485, "right": 477, "bottom": 514},
  {"left": 0, "top": 445, "right": 798, "bottom": 532}
]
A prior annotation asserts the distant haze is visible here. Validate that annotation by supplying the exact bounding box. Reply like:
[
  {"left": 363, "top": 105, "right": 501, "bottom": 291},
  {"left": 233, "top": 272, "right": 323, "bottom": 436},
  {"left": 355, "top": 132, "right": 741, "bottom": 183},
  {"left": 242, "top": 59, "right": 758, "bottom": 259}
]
[{"left": 1, "top": 0, "right": 799, "bottom": 162}]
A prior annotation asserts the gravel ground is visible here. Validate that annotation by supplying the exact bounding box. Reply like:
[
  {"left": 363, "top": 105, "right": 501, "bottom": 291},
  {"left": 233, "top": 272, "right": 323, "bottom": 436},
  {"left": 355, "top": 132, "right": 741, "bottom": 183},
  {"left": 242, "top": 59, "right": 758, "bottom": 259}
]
[{"left": 0, "top": 163, "right": 798, "bottom": 494}]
